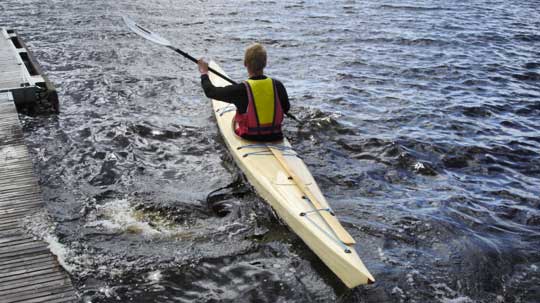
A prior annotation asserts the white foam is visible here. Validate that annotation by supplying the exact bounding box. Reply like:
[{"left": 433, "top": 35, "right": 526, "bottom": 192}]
[
  {"left": 99, "top": 285, "right": 118, "bottom": 299},
  {"left": 21, "top": 211, "right": 78, "bottom": 273},
  {"left": 147, "top": 270, "right": 163, "bottom": 283},
  {"left": 432, "top": 283, "right": 474, "bottom": 303},
  {"left": 85, "top": 198, "right": 208, "bottom": 240},
  {"left": 227, "top": 225, "right": 250, "bottom": 239},
  {"left": 432, "top": 282, "right": 456, "bottom": 297},
  {"left": 440, "top": 297, "right": 474, "bottom": 303},
  {"left": 86, "top": 199, "right": 171, "bottom": 237},
  {"left": 377, "top": 247, "right": 386, "bottom": 260},
  {"left": 151, "top": 129, "right": 163, "bottom": 136},
  {"left": 391, "top": 286, "right": 405, "bottom": 299},
  {"left": 99, "top": 286, "right": 112, "bottom": 298},
  {"left": 43, "top": 233, "right": 77, "bottom": 273},
  {"left": 217, "top": 222, "right": 244, "bottom": 232}
]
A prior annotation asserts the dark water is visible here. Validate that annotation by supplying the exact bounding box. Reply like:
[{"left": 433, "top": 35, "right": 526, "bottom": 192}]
[{"left": 2, "top": 0, "right": 540, "bottom": 302}]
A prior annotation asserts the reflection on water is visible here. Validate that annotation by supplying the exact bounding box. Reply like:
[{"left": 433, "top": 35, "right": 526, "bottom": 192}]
[{"left": 2, "top": 0, "right": 539, "bottom": 302}]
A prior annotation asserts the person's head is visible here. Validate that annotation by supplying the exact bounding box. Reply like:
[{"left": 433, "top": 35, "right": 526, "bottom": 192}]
[{"left": 244, "top": 43, "right": 267, "bottom": 75}]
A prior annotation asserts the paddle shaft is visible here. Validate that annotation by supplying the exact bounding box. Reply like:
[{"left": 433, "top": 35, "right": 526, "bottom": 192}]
[{"left": 167, "top": 45, "right": 237, "bottom": 85}]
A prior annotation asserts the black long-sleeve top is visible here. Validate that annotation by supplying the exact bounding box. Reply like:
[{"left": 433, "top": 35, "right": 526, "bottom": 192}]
[{"left": 201, "top": 74, "right": 290, "bottom": 141}]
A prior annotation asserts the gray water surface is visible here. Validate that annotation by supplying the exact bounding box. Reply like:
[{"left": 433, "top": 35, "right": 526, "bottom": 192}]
[{"left": 2, "top": 0, "right": 540, "bottom": 302}]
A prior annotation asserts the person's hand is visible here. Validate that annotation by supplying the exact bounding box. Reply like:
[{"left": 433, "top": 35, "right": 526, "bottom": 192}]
[{"left": 198, "top": 58, "right": 209, "bottom": 75}]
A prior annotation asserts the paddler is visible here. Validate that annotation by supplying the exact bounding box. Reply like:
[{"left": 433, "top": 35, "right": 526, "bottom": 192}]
[{"left": 197, "top": 43, "right": 290, "bottom": 142}]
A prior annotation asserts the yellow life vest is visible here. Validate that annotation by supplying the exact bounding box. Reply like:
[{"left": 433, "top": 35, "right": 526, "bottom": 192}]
[
  {"left": 246, "top": 78, "right": 275, "bottom": 125},
  {"left": 235, "top": 77, "right": 284, "bottom": 137}
]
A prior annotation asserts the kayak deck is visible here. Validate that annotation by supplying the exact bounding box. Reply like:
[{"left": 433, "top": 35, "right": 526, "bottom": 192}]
[{"left": 207, "top": 61, "right": 374, "bottom": 288}]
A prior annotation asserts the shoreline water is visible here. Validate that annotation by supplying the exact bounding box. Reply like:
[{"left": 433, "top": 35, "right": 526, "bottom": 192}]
[{"left": 2, "top": 0, "right": 539, "bottom": 302}]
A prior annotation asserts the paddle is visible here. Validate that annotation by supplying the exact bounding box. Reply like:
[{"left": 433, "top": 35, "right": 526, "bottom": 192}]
[
  {"left": 122, "top": 15, "right": 235, "bottom": 85},
  {"left": 122, "top": 15, "right": 301, "bottom": 123}
]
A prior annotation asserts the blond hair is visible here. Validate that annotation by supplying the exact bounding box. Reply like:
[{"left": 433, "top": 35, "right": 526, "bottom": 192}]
[{"left": 244, "top": 43, "right": 267, "bottom": 73}]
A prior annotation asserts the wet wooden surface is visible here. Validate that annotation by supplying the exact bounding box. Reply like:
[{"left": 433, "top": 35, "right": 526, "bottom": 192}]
[
  {"left": 0, "top": 29, "right": 24, "bottom": 91},
  {"left": 0, "top": 92, "right": 77, "bottom": 302}
]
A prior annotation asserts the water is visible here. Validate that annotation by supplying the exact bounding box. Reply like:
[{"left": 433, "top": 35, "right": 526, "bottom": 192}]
[{"left": 2, "top": 0, "right": 540, "bottom": 302}]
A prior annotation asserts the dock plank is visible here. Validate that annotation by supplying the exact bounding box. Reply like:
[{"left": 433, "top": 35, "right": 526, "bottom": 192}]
[
  {"left": 0, "top": 253, "right": 53, "bottom": 267},
  {"left": 2, "top": 286, "right": 75, "bottom": 303},
  {"left": 0, "top": 277, "right": 71, "bottom": 296},
  {"left": 0, "top": 256, "right": 54, "bottom": 272},
  {"left": 8, "top": 291, "right": 77, "bottom": 303},
  {"left": 0, "top": 89, "right": 75, "bottom": 301},
  {"left": 0, "top": 273, "right": 67, "bottom": 292}
]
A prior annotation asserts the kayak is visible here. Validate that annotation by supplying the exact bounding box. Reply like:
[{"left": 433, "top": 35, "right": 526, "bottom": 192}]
[
  {"left": 207, "top": 61, "right": 374, "bottom": 288},
  {"left": 121, "top": 15, "right": 374, "bottom": 286}
]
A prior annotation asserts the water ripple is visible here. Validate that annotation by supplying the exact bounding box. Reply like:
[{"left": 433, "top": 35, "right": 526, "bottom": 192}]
[{"left": 3, "top": 0, "right": 540, "bottom": 302}]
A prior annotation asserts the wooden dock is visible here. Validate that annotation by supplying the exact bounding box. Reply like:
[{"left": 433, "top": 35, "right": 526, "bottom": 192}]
[
  {"left": 0, "top": 28, "right": 59, "bottom": 112},
  {"left": 1, "top": 27, "right": 76, "bottom": 302},
  {"left": 0, "top": 92, "right": 76, "bottom": 302}
]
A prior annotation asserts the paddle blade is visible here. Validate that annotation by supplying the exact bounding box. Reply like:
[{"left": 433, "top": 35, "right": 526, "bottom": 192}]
[{"left": 122, "top": 15, "right": 172, "bottom": 46}]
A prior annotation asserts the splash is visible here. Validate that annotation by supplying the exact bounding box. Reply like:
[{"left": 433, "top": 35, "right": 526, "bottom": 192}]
[
  {"left": 84, "top": 198, "right": 198, "bottom": 239},
  {"left": 22, "top": 211, "right": 78, "bottom": 273}
]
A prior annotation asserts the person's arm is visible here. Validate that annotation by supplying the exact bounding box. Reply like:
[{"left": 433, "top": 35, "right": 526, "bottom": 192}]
[
  {"left": 200, "top": 74, "right": 243, "bottom": 103},
  {"left": 198, "top": 58, "right": 246, "bottom": 106},
  {"left": 275, "top": 80, "right": 290, "bottom": 114}
]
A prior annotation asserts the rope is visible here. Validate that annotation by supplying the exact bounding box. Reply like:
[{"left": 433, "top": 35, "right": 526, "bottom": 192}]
[
  {"left": 215, "top": 104, "right": 236, "bottom": 116},
  {"left": 299, "top": 207, "right": 335, "bottom": 217},
  {"left": 238, "top": 143, "right": 298, "bottom": 158},
  {"left": 242, "top": 150, "right": 297, "bottom": 158},
  {"left": 301, "top": 211, "right": 352, "bottom": 254},
  {"left": 237, "top": 143, "right": 294, "bottom": 151}
]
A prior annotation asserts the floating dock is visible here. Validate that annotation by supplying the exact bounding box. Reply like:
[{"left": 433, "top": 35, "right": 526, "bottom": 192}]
[
  {"left": 0, "top": 28, "right": 58, "bottom": 112},
  {"left": 1, "top": 29, "right": 75, "bottom": 302}
]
